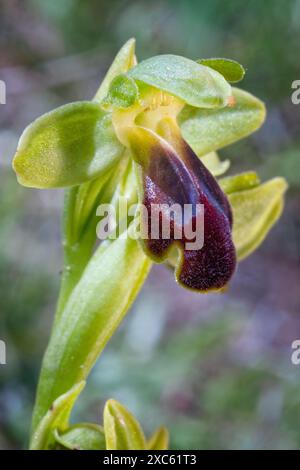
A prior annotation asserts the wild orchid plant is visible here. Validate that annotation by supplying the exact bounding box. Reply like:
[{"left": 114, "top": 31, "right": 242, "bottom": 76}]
[{"left": 12, "top": 39, "right": 287, "bottom": 450}]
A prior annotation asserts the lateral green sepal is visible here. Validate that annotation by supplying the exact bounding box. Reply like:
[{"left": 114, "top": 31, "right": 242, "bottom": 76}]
[
  {"left": 230, "top": 177, "right": 288, "bottom": 260},
  {"left": 13, "top": 102, "right": 124, "bottom": 188}
]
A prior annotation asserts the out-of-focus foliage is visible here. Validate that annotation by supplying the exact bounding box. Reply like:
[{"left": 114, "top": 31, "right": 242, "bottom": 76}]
[
  {"left": 74, "top": 308, "right": 300, "bottom": 450},
  {"left": 1, "top": 0, "right": 300, "bottom": 450}
]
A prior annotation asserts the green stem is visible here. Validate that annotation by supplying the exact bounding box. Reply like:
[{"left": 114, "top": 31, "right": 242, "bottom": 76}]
[
  {"left": 55, "top": 225, "right": 96, "bottom": 323},
  {"left": 29, "top": 38, "right": 142, "bottom": 449},
  {"left": 53, "top": 187, "right": 89, "bottom": 323},
  {"left": 31, "top": 235, "right": 151, "bottom": 439}
]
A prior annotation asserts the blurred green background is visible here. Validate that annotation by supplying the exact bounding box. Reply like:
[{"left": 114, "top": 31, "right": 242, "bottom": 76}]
[{"left": 1, "top": 0, "right": 300, "bottom": 450}]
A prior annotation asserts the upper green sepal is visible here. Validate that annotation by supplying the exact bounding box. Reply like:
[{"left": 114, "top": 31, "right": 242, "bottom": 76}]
[
  {"left": 128, "top": 54, "right": 232, "bottom": 108},
  {"left": 198, "top": 58, "right": 245, "bottom": 83},
  {"left": 178, "top": 87, "right": 266, "bottom": 156},
  {"left": 12, "top": 102, "right": 124, "bottom": 188}
]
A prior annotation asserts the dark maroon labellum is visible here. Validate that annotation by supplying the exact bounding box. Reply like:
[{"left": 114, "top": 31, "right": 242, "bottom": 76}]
[{"left": 127, "top": 124, "right": 236, "bottom": 292}]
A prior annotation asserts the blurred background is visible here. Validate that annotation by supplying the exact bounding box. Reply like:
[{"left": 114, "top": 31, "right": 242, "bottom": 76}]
[{"left": 0, "top": 0, "right": 300, "bottom": 450}]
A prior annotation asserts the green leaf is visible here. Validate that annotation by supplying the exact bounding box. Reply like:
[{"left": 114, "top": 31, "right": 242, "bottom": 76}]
[
  {"left": 30, "top": 382, "right": 85, "bottom": 450},
  {"left": 104, "top": 399, "right": 146, "bottom": 450},
  {"left": 31, "top": 235, "right": 152, "bottom": 434},
  {"left": 94, "top": 38, "right": 136, "bottom": 103},
  {"left": 128, "top": 54, "right": 232, "bottom": 108},
  {"left": 178, "top": 87, "right": 266, "bottom": 156},
  {"left": 220, "top": 171, "right": 261, "bottom": 194},
  {"left": 198, "top": 58, "right": 245, "bottom": 83},
  {"left": 230, "top": 177, "right": 288, "bottom": 260},
  {"left": 201, "top": 152, "right": 230, "bottom": 176},
  {"left": 103, "top": 74, "right": 139, "bottom": 109},
  {"left": 13, "top": 102, "right": 124, "bottom": 188},
  {"left": 147, "top": 426, "right": 169, "bottom": 450},
  {"left": 54, "top": 423, "right": 106, "bottom": 450}
]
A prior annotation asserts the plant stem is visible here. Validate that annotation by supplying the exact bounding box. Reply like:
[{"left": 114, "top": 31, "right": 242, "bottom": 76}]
[{"left": 31, "top": 234, "right": 151, "bottom": 437}]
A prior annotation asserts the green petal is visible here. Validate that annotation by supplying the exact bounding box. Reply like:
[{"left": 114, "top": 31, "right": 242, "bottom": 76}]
[
  {"left": 230, "top": 177, "right": 288, "bottom": 260},
  {"left": 198, "top": 58, "right": 245, "bottom": 83},
  {"left": 30, "top": 382, "right": 85, "bottom": 450},
  {"left": 201, "top": 152, "right": 230, "bottom": 176},
  {"left": 128, "top": 54, "right": 232, "bottom": 108},
  {"left": 103, "top": 74, "right": 139, "bottom": 109},
  {"left": 178, "top": 87, "right": 266, "bottom": 156},
  {"left": 13, "top": 102, "right": 124, "bottom": 188},
  {"left": 94, "top": 38, "right": 136, "bottom": 103},
  {"left": 147, "top": 426, "right": 169, "bottom": 450},
  {"left": 220, "top": 171, "right": 261, "bottom": 194},
  {"left": 54, "top": 423, "right": 106, "bottom": 450},
  {"left": 104, "top": 399, "right": 146, "bottom": 450}
]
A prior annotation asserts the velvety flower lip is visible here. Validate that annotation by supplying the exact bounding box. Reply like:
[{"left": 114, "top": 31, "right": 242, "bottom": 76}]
[{"left": 125, "top": 120, "right": 237, "bottom": 292}]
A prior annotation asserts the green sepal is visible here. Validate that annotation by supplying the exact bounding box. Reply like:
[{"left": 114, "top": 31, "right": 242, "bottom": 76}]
[
  {"left": 128, "top": 54, "right": 232, "bottom": 108},
  {"left": 104, "top": 399, "right": 146, "bottom": 450},
  {"left": 54, "top": 423, "right": 106, "bottom": 450},
  {"left": 230, "top": 177, "right": 288, "bottom": 260},
  {"left": 178, "top": 87, "right": 266, "bottom": 156},
  {"left": 13, "top": 102, "right": 124, "bottom": 188},
  {"left": 198, "top": 58, "right": 245, "bottom": 83},
  {"left": 30, "top": 381, "right": 85, "bottom": 450}
]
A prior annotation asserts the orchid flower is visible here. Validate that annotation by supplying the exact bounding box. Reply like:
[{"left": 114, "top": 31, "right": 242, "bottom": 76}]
[{"left": 12, "top": 39, "right": 287, "bottom": 450}]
